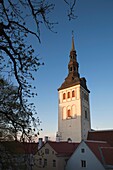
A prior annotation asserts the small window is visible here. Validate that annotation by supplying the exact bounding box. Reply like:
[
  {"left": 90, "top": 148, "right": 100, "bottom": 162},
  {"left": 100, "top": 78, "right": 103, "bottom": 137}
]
[
  {"left": 81, "top": 160, "right": 86, "bottom": 167},
  {"left": 67, "top": 92, "right": 70, "bottom": 98},
  {"left": 70, "top": 67, "right": 72, "bottom": 71},
  {"left": 53, "top": 160, "right": 56, "bottom": 167},
  {"left": 45, "top": 148, "right": 49, "bottom": 154},
  {"left": 81, "top": 148, "right": 85, "bottom": 153},
  {"left": 63, "top": 93, "right": 66, "bottom": 100},
  {"left": 72, "top": 90, "right": 75, "bottom": 97},
  {"left": 85, "top": 111, "right": 88, "bottom": 119},
  {"left": 44, "top": 159, "right": 47, "bottom": 166},
  {"left": 39, "top": 158, "right": 42, "bottom": 165}
]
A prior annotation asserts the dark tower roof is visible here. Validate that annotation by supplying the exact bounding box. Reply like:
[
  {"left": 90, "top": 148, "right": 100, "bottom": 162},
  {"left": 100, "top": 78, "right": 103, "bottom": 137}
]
[{"left": 58, "top": 36, "right": 90, "bottom": 92}]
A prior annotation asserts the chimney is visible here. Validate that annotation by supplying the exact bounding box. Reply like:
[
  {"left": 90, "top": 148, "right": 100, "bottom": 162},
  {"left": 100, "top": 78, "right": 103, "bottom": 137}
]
[
  {"left": 56, "top": 132, "right": 60, "bottom": 142},
  {"left": 38, "top": 138, "right": 43, "bottom": 149},
  {"left": 44, "top": 136, "right": 49, "bottom": 143}
]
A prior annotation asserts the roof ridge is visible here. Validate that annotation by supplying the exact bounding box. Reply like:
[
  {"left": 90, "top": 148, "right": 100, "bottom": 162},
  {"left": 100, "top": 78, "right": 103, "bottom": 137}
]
[
  {"left": 85, "top": 140, "right": 107, "bottom": 144},
  {"left": 89, "top": 129, "right": 113, "bottom": 132}
]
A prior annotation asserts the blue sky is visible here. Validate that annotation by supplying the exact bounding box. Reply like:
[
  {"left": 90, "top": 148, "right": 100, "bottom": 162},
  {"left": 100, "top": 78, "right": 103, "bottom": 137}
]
[{"left": 31, "top": 0, "right": 113, "bottom": 140}]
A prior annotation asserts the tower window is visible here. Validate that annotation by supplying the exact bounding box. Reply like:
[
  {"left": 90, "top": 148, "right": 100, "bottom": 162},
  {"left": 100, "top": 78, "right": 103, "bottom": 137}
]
[
  {"left": 70, "top": 67, "right": 72, "bottom": 72},
  {"left": 63, "top": 93, "right": 66, "bottom": 100},
  {"left": 67, "top": 109, "right": 71, "bottom": 117},
  {"left": 85, "top": 110, "right": 88, "bottom": 119},
  {"left": 72, "top": 90, "right": 75, "bottom": 97},
  {"left": 67, "top": 92, "right": 70, "bottom": 98}
]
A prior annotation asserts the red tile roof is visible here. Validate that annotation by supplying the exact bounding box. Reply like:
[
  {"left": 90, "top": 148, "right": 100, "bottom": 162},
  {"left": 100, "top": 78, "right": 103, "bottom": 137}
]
[
  {"left": 101, "top": 147, "right": 113, "bottom": 165},
  {"left": 85, "top": 141, "right": 110, "bottom": 163},
  {"left": 22, "top": 142, "right": 38, "bottom": 154},
  {"left": 85, "top": 140, "right": 113, "bottom": 166},
  {"left": 87, "top": 130, "right": 113, "bottom": 146},
  {"left": 48, "top": 141, "right": 79, "bottom": 156}
]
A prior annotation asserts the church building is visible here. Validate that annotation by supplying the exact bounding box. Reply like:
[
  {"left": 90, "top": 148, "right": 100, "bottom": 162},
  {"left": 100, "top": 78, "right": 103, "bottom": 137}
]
[{"left": 57, "top": 36, "right": 91, "bottom": 142}]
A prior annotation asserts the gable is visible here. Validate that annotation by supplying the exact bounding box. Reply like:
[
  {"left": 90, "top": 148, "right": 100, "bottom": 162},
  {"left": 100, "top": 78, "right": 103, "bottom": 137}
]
[{"left": 65, "top": 141, "right": 105, "bottom": 170}]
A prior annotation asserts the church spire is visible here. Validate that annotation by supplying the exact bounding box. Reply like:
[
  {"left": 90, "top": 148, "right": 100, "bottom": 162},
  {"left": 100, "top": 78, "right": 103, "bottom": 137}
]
[
  {"left": 71, "top": 31, "right": 75, "bottom": 51},
  {"left": 68, "top": 34, "right": 79, "bottom": 78},
  {"left": 58, "top": 34, "right": 89, "bottom": 92}
]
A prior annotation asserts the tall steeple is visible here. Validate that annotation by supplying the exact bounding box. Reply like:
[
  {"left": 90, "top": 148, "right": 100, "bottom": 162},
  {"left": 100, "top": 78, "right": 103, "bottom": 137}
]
[
  {"left": 57, "top": 34, "right": 91, "bottom": 142},
  {"left": 68, "top": 35, "right": 80, "bottom": 80},
  {"left": 58, "top": 35, "right": 89, "bottom": 92}
]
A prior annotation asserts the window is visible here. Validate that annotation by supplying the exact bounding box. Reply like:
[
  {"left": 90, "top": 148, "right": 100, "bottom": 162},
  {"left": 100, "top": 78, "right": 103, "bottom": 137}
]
[
  {"left": 72, "top": 90, "right": 75, "bottom": 97},
  {"left": 81, "top": 148, "right": 85, "bottom": 153},
  {"left": 39, "top": 158, "right": 42, "bottom": 165},
  {"left": 67, "top": 92, "right": 70, "bottom": 98},
  {"left": 81, "top": 160, "right": 86, "bottom": 167},
  {"left": 44, "top": 159, "right": 47, "bottom": 166},
  {"left": 45, "top": 148, "right": 49, "bottom": 154},
  {"left": 70, "top": 67, "right": 72, "bottom": 71},
  {"left": 85, "top": 110, "right": 88, "bottom": 119},
  {"left": 67, "top": 109, "right": 71, "bottom": 117},
  {"left": 53, "top": 160, "right": 56, "bottom": 167},
  {"left": 63, "top": 93, "right": 66, "bottom": 100}
]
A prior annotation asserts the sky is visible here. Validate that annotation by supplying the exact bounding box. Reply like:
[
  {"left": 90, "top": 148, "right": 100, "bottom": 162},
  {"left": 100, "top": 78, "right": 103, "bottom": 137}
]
[{"left": 30, "top": 0, "right": 113, "bottom": 140}]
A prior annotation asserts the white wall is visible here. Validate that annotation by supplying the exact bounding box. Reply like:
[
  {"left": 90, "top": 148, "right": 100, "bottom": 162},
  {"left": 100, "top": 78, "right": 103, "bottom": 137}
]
[{"left": 65, "top": 141, "right": 105, "bottom": 170}]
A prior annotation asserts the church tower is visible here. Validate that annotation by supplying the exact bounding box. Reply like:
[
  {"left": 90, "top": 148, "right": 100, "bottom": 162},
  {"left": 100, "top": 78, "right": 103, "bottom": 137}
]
[{"left": 57, "top": 36, "right": 91, "bottom": 142}]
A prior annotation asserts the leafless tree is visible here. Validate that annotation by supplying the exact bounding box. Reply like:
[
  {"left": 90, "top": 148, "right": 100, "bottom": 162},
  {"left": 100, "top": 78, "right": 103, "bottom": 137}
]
[{"left": 0, "top": 0, "right": 77, "bottom": 138}]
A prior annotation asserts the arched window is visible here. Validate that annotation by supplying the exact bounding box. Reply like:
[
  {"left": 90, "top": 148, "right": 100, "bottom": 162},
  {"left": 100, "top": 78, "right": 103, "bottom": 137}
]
[
  {"left": 67, "top": 92, "right": 70, "bottom": 98},
  {"left": 72, "top": 90, "right": 75, "bottom": 97},
  {"left": 70, "top": 67, "right": 72, "bottom": 72},
  {"left": 74, "top": 67, "right": 76, "bottom": 71},
  {"left": 63, "top": 93, "right": 66, "bottom": 100},
  {"left": 67, "top": 109, "right": 71, "bottom": 117}
]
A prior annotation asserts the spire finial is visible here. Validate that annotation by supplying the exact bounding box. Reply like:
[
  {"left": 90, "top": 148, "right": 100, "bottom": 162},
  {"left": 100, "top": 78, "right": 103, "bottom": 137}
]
[
  {"left": 72, "top": 30, "right": 74, "bottom": 37},
  {"left": 71, "top": 30, "right": 75, "bottom": 51}
]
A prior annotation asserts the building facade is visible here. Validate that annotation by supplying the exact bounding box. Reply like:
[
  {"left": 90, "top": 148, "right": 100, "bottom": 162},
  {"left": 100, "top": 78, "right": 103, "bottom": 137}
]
[
  {"left": 33, "top": 141, "right": 79, "bottom": 170},
  {"left": 57, "top": 36, "right": 91, "bottom": 142}
]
